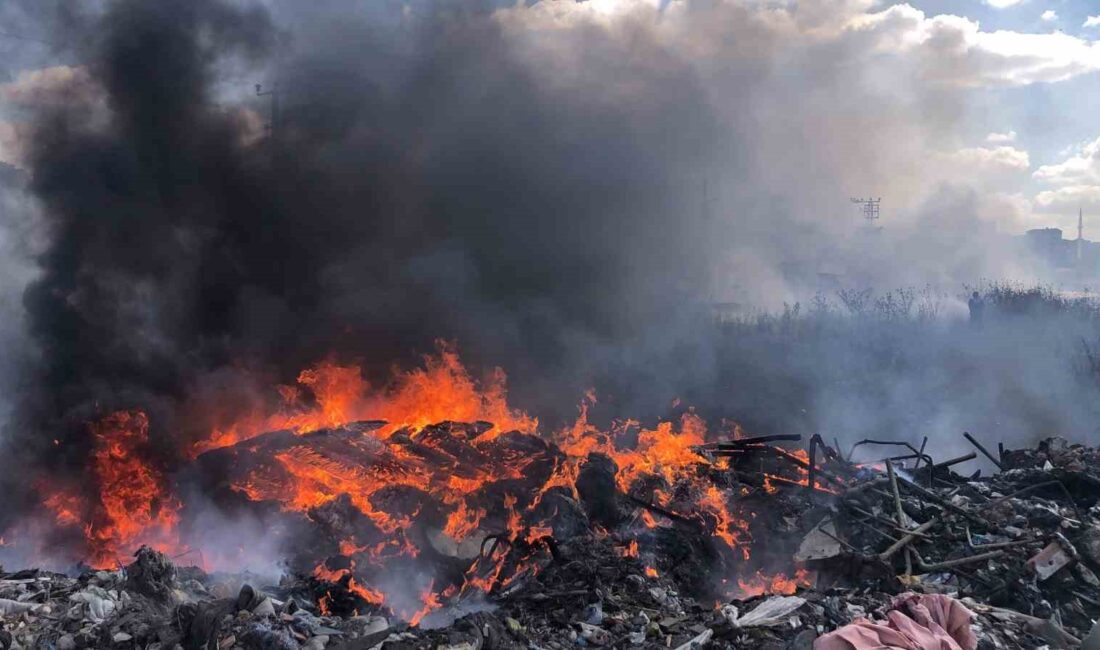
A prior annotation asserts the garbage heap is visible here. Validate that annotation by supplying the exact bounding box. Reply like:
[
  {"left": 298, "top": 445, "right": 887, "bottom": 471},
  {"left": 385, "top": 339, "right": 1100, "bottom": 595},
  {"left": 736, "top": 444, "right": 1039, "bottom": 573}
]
[{"left": 6, "top": 434, "right": 1100, "bottom": 649}]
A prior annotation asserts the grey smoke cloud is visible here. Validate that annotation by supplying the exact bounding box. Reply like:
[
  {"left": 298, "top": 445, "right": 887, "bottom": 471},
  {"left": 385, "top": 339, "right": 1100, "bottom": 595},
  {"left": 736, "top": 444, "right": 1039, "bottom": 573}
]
[{"left": 0, "top": 0, "right": 1096, "bottom": 562}]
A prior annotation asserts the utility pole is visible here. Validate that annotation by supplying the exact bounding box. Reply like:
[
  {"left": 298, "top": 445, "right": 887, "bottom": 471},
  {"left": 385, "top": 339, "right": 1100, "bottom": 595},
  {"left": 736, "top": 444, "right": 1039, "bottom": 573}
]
[
  {"left": 255, "top": 82, "right": 280, "bottom": 140},
  {"left": 850, "top": 196, "right": 881, "bottom": 227}
]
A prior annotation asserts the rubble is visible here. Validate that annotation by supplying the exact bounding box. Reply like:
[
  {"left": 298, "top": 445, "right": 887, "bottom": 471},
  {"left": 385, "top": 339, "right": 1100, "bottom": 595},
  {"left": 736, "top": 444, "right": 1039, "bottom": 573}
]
[{"left": 8, "top": 430, "right": 1100, "bottom": 648}]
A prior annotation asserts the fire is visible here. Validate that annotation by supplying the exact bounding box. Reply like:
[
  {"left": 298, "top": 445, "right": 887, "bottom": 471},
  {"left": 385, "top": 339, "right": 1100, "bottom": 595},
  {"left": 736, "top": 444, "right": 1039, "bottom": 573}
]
[
  {"left": 442, "top": 500, "right": 485, "bottom": 542},
  {"left": 21, "top": 345, "right": 823, "bottom": 622},
  {"left": 314, "top": 563, "right": 385, "bottom": 606},
  {"left": 735, "top": 568, "right": 814, "bottom": 598},
  {"left": 409, "top": 581, "right": 442, "bottom": 627},
  {"left": 43, "top": 491, "right": 84, "bottom": 527},
  {"left": 698, "top": 485, "right": 750, "bottom": 558},
  {"left": 193, "top": 342, "right": 536, "bottom": 455},
  {"left": 42, "top": 410, "right": 181, "bottom": 568}
]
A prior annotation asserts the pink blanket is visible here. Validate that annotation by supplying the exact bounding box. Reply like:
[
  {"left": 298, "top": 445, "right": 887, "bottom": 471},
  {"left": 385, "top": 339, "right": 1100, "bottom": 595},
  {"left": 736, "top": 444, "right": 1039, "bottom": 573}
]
[{"left": 814, "top": 593, "right": 977, "bottom": 650}]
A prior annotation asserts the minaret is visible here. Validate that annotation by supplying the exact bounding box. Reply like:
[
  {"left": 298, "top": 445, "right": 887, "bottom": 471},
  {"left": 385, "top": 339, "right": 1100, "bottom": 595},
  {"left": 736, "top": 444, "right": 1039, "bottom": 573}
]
[{"left": 1078, "top": 206, "right": 1084, "bottom": 264}]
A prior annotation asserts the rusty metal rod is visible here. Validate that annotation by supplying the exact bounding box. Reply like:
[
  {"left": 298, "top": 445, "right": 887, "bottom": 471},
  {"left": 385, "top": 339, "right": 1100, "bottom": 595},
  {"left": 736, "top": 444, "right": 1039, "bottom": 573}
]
[
  {"left": 913, "top": 549, "right": 1005, "bottom": 571},
  {"left": 931, "top": 452, "right": 978, "bottom": 472},
  {"left": 963, "top": 431, "right": 1004, "bottom": 472},
  {"left": 808, "top": 435, "right": 819, "bottom": 493},
  {"left": 815, "top": 520, "right": 860, "bottom": 553},
  {"left": 912, "top": 436, "right": 929, "bottom": 473}
]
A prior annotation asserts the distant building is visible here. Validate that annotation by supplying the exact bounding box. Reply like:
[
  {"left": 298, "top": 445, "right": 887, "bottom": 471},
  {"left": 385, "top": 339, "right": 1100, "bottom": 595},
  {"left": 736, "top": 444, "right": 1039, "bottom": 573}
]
[{"left": 1024, "top": 224, "right": 1100, "bottom": 276}]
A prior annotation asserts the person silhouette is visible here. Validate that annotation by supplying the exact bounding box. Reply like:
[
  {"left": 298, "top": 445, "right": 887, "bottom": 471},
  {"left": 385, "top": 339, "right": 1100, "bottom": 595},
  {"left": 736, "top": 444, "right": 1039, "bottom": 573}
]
[{"left": 968, "top": 291, "right": 985, "bottom": 326}]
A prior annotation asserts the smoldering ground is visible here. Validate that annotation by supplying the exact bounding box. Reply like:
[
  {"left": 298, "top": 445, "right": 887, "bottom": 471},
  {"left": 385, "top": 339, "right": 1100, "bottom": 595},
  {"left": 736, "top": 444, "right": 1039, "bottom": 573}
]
[{"left": 0, "top": 0, "right": 1096, "bottom": 549}]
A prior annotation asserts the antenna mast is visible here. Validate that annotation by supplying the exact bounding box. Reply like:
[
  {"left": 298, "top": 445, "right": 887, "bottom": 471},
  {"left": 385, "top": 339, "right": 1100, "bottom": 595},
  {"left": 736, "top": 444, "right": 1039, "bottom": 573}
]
[
  {"left": 850, "top": 196, "right": 881, "bottom": 226},
  {"left": 255, "top": 82, "right": 280, "bottom": 139}
]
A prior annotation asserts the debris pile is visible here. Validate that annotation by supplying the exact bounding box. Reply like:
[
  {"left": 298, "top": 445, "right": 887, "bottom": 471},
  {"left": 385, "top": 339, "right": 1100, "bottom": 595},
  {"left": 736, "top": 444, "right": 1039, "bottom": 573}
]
[
  {"left": 7, "top": 430, "right": 1100, "bottom": 648},
  {"left": 813, "top": 433, "right": 1100, "bottom": 646}
]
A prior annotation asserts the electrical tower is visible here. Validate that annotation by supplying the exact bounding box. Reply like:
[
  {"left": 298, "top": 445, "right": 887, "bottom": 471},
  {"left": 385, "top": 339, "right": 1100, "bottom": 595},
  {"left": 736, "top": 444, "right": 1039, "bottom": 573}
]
[
  {"left": 850, "top": 197, "right": 881, "bottom": 227},
  {"left": 255, "top": 82, "right": 280, "bottom": 138}
]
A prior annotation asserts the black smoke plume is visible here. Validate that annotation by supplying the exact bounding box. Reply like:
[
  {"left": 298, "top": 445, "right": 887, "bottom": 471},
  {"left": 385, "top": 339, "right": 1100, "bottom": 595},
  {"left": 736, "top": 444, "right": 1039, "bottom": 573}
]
[
  {"left": 7, "top": 0, "right": 1099, "bottom": 550},
  {"left": 0, "top": 0, "right": 722, "bottom": 525}
]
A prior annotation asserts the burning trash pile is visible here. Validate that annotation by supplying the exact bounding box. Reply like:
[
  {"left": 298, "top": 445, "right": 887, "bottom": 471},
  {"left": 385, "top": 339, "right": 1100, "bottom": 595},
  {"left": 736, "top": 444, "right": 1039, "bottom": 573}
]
[{"left": 5, "top": 354, "right": 1100, "bottom": 648}]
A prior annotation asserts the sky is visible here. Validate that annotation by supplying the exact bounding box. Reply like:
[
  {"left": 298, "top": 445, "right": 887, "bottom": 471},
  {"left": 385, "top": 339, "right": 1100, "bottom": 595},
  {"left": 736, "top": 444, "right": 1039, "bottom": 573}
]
[
  {"left": 0, "top": 0, "right": 1095, "bottom": 236},
  {"left": 2, "top": 0, "right": 1100, "bottom": 302},
  {"left": 901, "top": 0, "right": 1100, "bottom": 228}
]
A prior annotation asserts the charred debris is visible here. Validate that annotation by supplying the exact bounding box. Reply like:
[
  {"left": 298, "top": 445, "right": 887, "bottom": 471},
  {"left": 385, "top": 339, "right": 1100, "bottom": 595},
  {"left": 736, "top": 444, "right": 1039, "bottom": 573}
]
[{"left": 6, "top": 426, "right": 1100, "bottom": 649}]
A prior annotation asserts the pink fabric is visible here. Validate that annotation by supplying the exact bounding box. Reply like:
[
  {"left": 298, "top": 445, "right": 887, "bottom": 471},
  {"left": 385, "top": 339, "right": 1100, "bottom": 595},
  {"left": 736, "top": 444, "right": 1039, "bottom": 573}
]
[{"left": 813, "top": 593, "right": 977, "bottom": 650}]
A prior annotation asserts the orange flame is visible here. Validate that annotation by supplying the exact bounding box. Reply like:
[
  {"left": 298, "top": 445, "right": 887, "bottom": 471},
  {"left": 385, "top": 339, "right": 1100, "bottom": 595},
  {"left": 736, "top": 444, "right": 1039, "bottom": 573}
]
[
  {"left": 42, "top": 410, "right": 181, "bottom": 568},
  {"left": 735, "top": 568, "right": 814, "bottom": 597},
  {"left": 409, "top": 581, "right": 442, "bottom": 627},
  {"left": 193, "top": 342, "right": 536, "bottom": 456},
  {"left": 23, "top": 345, "right": 819, "bottom": 624}
]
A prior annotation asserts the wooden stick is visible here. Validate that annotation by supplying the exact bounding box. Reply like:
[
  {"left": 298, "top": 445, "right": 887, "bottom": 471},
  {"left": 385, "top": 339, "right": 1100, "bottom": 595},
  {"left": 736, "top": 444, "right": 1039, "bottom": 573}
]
[
  {"left": 704, "top": 434, "right": 802, "bottom": 448},
  {"left": 625, "top": 494, "right": 703, "bottom": 530},
  {"left": 886, "top": 462, "right": 912, "bottom": 575},
  {"left": 879, "top": 518, "right": 939, "bottom": 561}
]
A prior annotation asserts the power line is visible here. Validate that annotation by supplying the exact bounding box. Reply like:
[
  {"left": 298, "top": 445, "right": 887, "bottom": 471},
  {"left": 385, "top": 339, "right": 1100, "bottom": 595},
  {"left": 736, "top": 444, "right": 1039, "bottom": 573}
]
[{"left": 0, "top": 30, "right": 58, "bottom": 46}]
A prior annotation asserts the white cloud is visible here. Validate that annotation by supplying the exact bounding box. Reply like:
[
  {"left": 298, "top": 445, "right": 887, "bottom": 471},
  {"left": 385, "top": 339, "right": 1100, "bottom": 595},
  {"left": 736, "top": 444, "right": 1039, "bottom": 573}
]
[
  {"left": 499, "top": 0, "right": 1100, "bottom": 240},
  {"left": 511, "top": 1, "right": 1100, "bottom": 89},
  {"left": 846, "top": 4, "right": 1100, "bottom": 87},
  {"left": 987, "top": 130, "right": 1017, "bottom": 143},
  {"left": 1033, "top": 136, "right": 1100, "bottom": 186},
  {"left": 1035, "top": 185, "right": 1100, "bottom": 209},
  {"left": 1084, "top": 16, "right": 1100, "bottom": 28},
  {"left": 932, "top": 146, "right": 1031, "bottom": 193},
  {"left": 1041, "top": 10, "right": 1057, "bottom": 22},
  {"left": 946, "top": 146, "right": 1031, "bottom": 171},
  {"left": 1032, "top": 137, "right": 1100, "bottom": 213},
  {"left": 985, "top": 0, "right": 1025, "bottom": 7}
]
